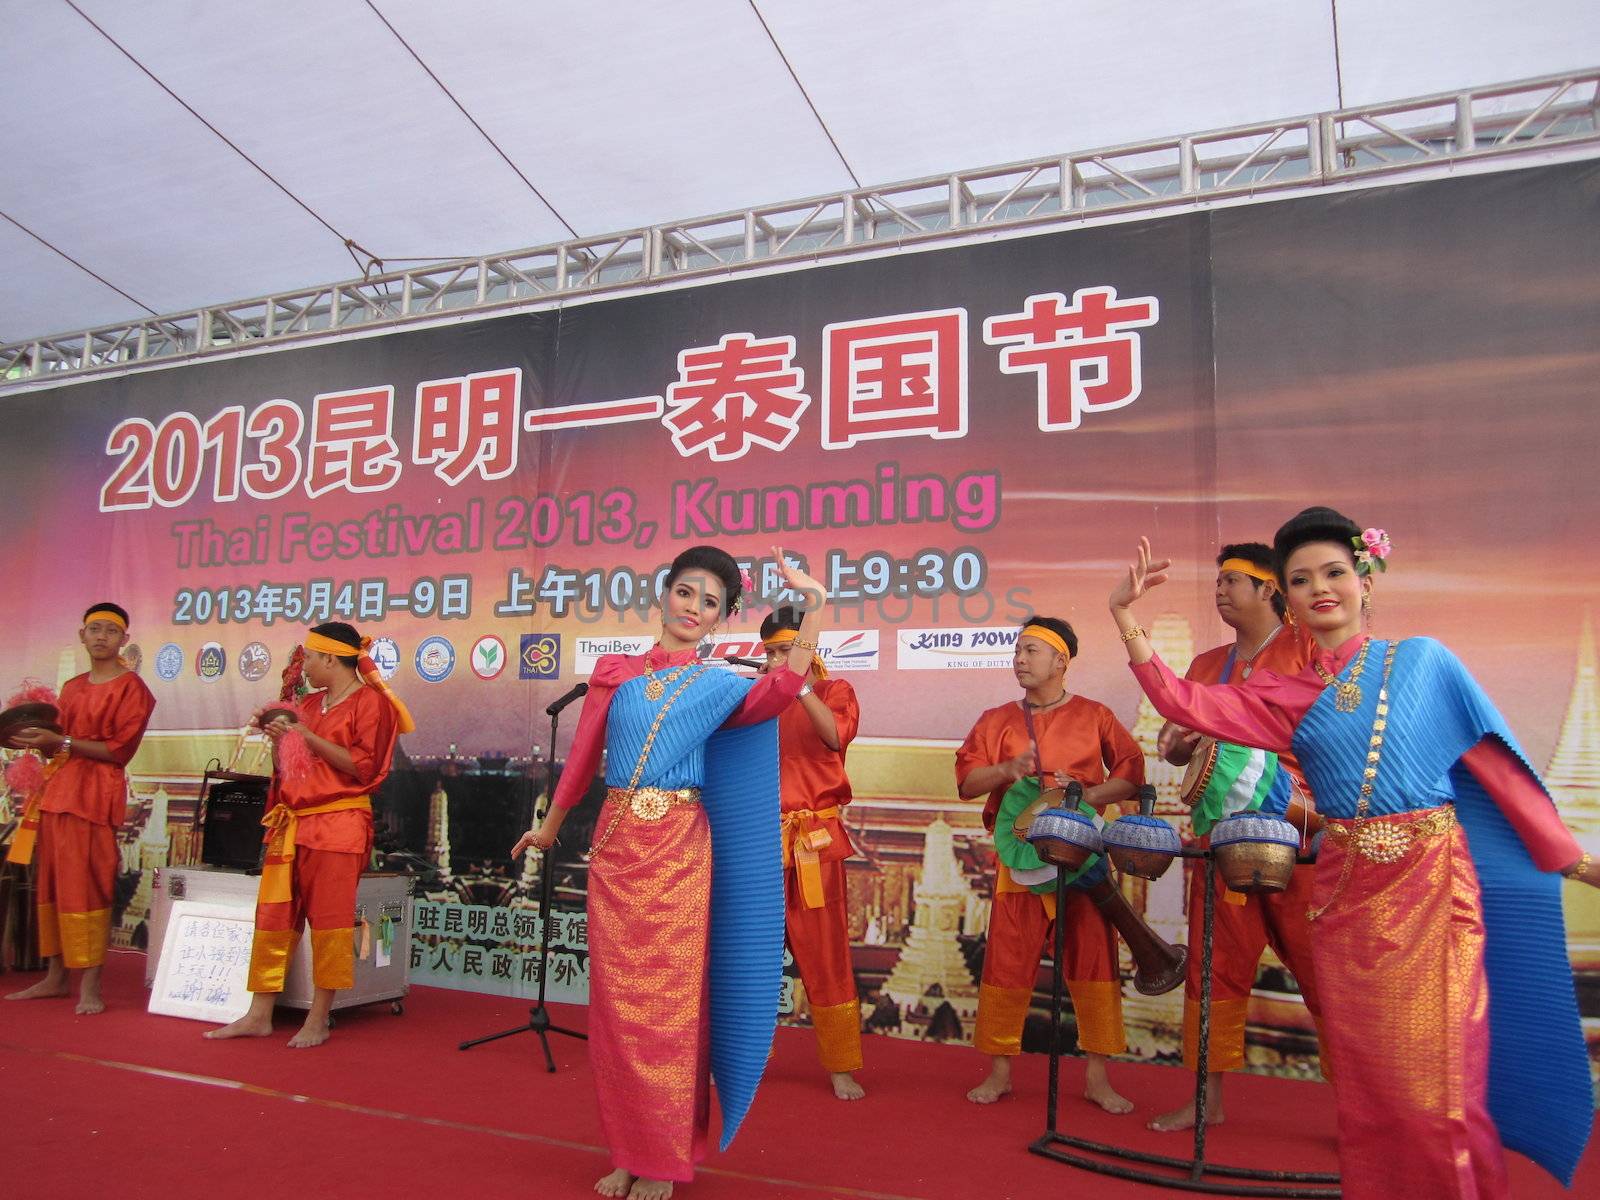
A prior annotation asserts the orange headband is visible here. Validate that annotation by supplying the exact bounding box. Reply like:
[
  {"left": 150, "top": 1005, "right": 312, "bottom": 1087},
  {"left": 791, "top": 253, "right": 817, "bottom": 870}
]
[
  {"left": 83, "top": 609, "right": 128, "bottom": 631},
  {"left": 1219, "top": 558, "right": 1274, "bottom": 583},
  {"left": 1020, "top": 624, "right": 1070, "bottom": 659},
  {"left": 762, "top": 628, "right": 828, "bottom": 680},
  {"left": 304, "top": 631, "right": 360, "bottom": 657}
]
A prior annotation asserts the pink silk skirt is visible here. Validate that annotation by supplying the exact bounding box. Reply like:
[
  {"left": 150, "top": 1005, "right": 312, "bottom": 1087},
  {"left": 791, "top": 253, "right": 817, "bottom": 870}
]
[
  {"left": 586, "top": 798, "right": 714, "bottom": 1182},
  {"left": 1312, "top": 808, "right": 1508, "bottom": 1199}
]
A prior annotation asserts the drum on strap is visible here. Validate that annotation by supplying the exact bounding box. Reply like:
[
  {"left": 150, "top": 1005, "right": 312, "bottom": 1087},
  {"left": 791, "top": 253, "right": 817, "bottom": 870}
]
[
  {"left": 997, "top": 776, "right": 1097, "bottom": 889},
  {"left": 1180, "top": 736, "right": 1325, "bottom": 843}
]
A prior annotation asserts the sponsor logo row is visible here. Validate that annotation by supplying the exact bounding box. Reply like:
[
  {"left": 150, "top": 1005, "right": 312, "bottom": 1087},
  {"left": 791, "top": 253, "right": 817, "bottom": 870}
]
[
  {"left": 153, "top": 626, "right": 1025, "bottom": 685},
  {"left": 157, "top": 634, "right": 530, "bottom": 685}
]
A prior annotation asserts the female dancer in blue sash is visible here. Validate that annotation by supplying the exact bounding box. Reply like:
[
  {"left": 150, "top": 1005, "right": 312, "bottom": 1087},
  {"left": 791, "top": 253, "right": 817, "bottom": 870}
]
[
  {"left": 514, "top": 544, "right": 826, "bottom": 1200},
  {"left": 1107, "top": 507, "right": 1596, "bottom": 1198}
]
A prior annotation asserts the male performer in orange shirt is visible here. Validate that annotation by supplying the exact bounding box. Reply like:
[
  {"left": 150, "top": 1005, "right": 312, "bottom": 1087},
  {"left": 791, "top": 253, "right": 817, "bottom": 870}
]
[
  {"left": 956, "top": 616, "right": 1143, "bottom": 1111},
  {"left": 1148, "top": 543, "right": 1325, "bottom": 1132},
  {"left": 761, "top": 608, "right": 866, "bottom": 1100},
  {"left": 208, "top": 621, "right": 410, "bottom": 1048},
  {"left": 6, "top": 602, "right": 155, "bottom": 1014}
]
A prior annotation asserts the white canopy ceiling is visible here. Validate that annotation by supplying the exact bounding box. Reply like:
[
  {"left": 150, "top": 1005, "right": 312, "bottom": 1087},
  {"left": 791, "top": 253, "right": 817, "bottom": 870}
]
[{"left": 3, "top": 0, "right": 1598, "bottom": 343}]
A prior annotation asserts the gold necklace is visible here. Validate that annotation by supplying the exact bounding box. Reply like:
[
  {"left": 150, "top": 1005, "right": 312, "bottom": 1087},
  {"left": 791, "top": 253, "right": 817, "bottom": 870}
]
[
  {"left": 642, "top": 654, "right": 696, "bottom": 702},
  {"left": 1312, "top": 637, "right": 1371, "bottom": 714}
]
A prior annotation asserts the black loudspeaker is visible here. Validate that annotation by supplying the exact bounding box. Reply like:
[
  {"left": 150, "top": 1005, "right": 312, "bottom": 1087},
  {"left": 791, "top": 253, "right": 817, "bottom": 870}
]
[{"left": 197, "top": 769, "right": 271, "bottom": 870}]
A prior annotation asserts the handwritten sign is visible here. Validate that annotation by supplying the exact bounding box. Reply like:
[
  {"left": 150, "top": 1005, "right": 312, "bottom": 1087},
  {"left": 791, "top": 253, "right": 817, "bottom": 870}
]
[{"left": 148, "top": 900, "right": 256, "bottom": 1023}]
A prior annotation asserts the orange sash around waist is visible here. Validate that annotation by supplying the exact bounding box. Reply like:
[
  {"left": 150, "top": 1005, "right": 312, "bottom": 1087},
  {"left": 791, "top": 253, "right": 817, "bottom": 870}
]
[
  {"left": 781, "top": 806, "right": 842, "bottom": 909},
  {"left": 255, "top": 796, "right": 371, "bottom": 906}
]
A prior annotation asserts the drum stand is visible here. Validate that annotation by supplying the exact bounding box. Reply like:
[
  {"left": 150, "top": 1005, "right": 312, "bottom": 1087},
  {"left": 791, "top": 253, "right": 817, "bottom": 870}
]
[{"left": 1029, "top": 848, "right": 1341, "bottom": 1196}]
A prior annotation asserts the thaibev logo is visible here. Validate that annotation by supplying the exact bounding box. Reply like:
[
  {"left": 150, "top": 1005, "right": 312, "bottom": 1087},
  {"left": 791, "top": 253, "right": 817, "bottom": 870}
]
[{"left": 574, "top": 635, "right": 654, "bottom": 675}]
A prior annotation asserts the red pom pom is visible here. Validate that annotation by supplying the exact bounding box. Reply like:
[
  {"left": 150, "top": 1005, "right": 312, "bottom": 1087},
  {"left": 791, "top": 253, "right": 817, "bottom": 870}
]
[
  {"left": 275, "top": 729, "right": 315, "bottom": 784},
  {"left": 6, "top": 679, "right": 59, "bottom": 708},
  {"left": 4, "top": 753, "right": 47, "bottom": 798}
]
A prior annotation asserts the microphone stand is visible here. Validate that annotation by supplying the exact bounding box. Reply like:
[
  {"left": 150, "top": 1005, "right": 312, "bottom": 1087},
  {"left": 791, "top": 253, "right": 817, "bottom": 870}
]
[{"left": 457, "top": 695, "right": 588, "bottom": 1070}]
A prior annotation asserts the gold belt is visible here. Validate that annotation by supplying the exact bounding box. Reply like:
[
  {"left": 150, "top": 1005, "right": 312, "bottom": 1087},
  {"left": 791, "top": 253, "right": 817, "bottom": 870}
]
[
  {"left": 606, "top": 785, "right": 700, "bottom": 821},
  {"left": 1323, "top": 806, "right": 1455, "bottom": 864}
]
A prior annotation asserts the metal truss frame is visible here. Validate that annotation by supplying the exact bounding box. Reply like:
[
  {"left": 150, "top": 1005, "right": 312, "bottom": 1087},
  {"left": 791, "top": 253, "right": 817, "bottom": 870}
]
[{"left": 4, "top": 69, "right": 1597, "bottom": 391}]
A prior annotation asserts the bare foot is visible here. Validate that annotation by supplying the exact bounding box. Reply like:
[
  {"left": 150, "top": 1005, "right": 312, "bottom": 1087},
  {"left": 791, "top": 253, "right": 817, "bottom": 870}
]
[
  {"left": 1085, "top": 1077, "right": 1134, "bottom": 1115},
  {"left": 74, "top": 992, "right": 106, "bottom": 1016},
  {"left": 6, "top": 976, "right": 70, "bottom": 1001},
  {"left": 830, "top": 1070, "right": 866, "bottom": 1100},
  {"left": 1148, "top": 1099, "right": 1223, "bottom": 1132},
  {"left": 287, "top": 1018, "right": 331, "bottom": 1049},
  {"left": 627, "top": 1179, "right": 672, "bottom": 1200},
  {"left": 205, "top": 1012, "right": 274, "bottom": 1040},
  {"left": 966, "top": 1059, "right": 1012, "bottom": 1104},
  {"left": 594, "top": 1169, "right": 633, "bottom": 1198}
]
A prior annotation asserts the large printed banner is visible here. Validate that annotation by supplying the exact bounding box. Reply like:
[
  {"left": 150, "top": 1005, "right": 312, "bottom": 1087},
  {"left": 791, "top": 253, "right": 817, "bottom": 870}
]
[{"left": 2, "top": 160, "right": 1597, "bottom": 1082}]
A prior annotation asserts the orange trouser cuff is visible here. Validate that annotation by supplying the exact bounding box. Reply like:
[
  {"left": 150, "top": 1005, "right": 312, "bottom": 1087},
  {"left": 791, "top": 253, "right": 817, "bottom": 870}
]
[
  {"left": 974, "top": 979, "right": 1126, "bottom": 1057},
  {"left": 310, "top": 926, "right": 356, "bottom": 991},
  {"left": 248, "top": 927, "right": 296, "bottom": 993},
  {"left": 59, "top": 908, "right": 111, "bottom": 969},
  {"left": 1182, "top": 995, "right": 1249, "bottom": 1072},
  {"left": 974, "top": 982, "right": 1031, "bottom": 1056},
  {"left": 810, "top": 999, "right": 863, "bottom": 1073},
  {"left": 1068, "top": 979, "right": 1127, "bottom": 1056},
  {"left": 37, "top": 902, "right": 110, "bottom": 969}
]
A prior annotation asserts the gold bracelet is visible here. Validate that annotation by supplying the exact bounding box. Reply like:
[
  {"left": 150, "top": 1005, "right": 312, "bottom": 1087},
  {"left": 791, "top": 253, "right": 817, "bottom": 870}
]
[
  {"left": 792, "top": 638, "right": 817, "bottom": 651},
  {"left": 1119, "top": 625, "right": 1147, "bottom": 644},
  {"left": 1564, "top": 851, "right": 1593, "bottom": 879}
]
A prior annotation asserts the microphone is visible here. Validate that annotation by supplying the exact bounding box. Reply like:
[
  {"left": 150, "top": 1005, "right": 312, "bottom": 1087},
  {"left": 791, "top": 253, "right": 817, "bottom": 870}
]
[
  {"left": 723, "top": 655, "right": 763, "bottom": 669},
  {"left": 544, "top": 682, "right": 589, "bottom": 717}
]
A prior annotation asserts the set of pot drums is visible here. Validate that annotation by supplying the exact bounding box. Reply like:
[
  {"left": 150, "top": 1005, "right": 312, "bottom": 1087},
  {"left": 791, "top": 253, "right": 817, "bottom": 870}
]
[
  {"left": 1021, "top": 738, "right": 1320, "bottom": 892},
  {"left": 1007, "top": 738, "right": 1323, "bottom": 998}
]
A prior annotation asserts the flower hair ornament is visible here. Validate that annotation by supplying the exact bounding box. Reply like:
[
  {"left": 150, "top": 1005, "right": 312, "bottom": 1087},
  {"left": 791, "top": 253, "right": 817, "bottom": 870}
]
[
  {"left": 731, "top": 568, "right": 756, "bottom": 616},
  {"left": 1353, "top": 528, "right": 1392, "bottom": 576}
]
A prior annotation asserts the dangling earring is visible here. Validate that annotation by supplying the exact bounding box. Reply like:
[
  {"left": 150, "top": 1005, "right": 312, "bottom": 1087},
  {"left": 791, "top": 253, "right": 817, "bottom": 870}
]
[
  {"left": 1285, "top": 609, "right": 1298, "bottom": 628},
  {"left": 1361, "top": 592, "right": 1373, "bottom": 624}
]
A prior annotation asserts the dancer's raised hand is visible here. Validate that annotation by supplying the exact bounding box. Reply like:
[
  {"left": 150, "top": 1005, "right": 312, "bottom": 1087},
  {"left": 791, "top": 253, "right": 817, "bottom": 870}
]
[{"left": 1109, "top": 536, "right": 1171, "bottom": 611}]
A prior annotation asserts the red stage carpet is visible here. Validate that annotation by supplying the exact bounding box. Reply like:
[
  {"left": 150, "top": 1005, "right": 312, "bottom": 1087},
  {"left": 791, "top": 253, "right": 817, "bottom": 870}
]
[{"left": 2, "top": 951, "right": 1593, "bottom": 1199}]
